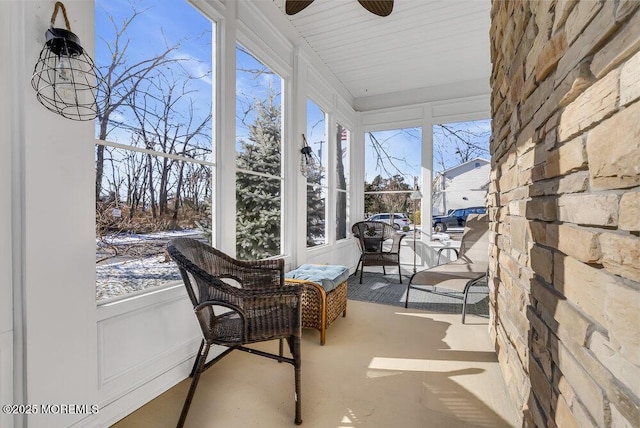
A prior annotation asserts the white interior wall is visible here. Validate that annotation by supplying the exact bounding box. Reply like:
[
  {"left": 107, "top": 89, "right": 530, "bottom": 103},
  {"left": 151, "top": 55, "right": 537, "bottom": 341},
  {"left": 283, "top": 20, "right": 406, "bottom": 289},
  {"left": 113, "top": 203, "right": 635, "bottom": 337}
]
[
  {"left": 1, "top": 3, "right": 18, "bottom": 427},
  {"left": 1, "top": 1, "right": 490, "bottom": 427},
  {"left": 10, "top": 2, "right": 98, "bottom": 427}
]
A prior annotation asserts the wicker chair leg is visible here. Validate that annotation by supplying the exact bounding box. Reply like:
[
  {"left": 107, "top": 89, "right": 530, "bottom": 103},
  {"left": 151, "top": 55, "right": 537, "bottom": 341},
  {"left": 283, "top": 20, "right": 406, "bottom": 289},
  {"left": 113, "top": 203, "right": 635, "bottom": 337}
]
[
  {"left": 359, "top": 261, "right": 364, "bottom": 284},
  {"left": 189, "top": 339, "right": 205, "bottom": 377},
  {"left": 292, "top": 335, "right": 302, "bottom": 425},
  {"left": 178, "top": 342, "right": 210, "bottom": 428}
]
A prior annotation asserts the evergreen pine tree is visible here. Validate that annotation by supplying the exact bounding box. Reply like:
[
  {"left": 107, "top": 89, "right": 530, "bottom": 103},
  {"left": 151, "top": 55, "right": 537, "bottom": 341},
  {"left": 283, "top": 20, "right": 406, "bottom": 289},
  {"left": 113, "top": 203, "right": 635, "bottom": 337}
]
[
  {"left": 306, "top": 165, "right": 325, "bottom": 246},
  {"left": 236, "top": 93, "right": 282, "bottom": 259}
]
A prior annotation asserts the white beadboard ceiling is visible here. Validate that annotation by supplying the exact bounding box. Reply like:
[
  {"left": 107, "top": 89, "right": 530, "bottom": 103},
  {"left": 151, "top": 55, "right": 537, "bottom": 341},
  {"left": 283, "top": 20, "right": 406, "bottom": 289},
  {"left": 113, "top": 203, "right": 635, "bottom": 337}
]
[{"left": 273, "top": 0, "right": 492, "bottom": 104}]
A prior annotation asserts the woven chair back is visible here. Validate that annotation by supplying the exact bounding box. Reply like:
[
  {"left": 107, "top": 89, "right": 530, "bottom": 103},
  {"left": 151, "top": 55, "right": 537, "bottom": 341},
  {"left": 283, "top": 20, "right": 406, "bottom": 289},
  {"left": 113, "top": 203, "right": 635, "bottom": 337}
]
[
  {"left": 352, "top": 221, "right": 399, "bottom": 253},
  {"left": 167, "top": 238, "right": 286, "bottom": 338}
]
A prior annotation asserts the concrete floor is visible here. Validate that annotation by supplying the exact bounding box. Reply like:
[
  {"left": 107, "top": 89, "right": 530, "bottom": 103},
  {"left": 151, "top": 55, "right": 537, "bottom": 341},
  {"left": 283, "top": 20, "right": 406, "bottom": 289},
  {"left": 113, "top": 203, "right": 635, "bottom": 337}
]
[{"left": 113, "top": 300, "right": 518, "bottom": 428}]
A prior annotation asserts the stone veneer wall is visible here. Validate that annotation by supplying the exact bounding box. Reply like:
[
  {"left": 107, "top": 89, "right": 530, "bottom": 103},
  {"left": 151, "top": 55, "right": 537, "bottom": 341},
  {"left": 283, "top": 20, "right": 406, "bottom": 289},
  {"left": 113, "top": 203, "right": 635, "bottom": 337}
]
[{"left": 488, "top": 1, "right": 639, "bottom": 427}]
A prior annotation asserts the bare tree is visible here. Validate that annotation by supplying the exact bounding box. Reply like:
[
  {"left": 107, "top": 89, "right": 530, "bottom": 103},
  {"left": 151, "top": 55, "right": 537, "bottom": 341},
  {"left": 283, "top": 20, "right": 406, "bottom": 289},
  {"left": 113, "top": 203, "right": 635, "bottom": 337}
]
[
  {"left": 366, "top": 131, "right": 418, "bottom": 181},
  {"left": 382, "top": 178, "right": 410, "bottom": 218},
  {"left": 364, "top": 130, "right": 417, "bottom": 223},
  {"left": 364, "top": 174, "right": 411, "bottom": 226},
  {"left": 336, "top": 124, "right": 347, "bottom": 239},
  {"left": 127, "top": 71, "right": 212, "bottom": 225},
  {"left": 432, "top": 123, "right": 490, "bottom": 172},
  {"left": 94, "top": 2, "right": 213, "bottom": 270},
  {"left": 95, "top": 4, "right": 187, "bottom": 202}
]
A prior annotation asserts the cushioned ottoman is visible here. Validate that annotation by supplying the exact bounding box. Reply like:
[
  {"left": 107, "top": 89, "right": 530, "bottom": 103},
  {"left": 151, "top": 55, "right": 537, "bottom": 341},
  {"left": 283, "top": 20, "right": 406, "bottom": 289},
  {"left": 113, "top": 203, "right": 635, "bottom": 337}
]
[{"left": 285, "top": 264, "right": 349, "bottom": 345}]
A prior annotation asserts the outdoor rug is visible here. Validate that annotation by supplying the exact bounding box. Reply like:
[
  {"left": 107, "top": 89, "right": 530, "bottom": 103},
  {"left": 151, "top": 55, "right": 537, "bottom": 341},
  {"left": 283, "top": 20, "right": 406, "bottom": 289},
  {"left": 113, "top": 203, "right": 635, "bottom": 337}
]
[{"left": 347, "top": 270, "right": 490, "bottom": 318}]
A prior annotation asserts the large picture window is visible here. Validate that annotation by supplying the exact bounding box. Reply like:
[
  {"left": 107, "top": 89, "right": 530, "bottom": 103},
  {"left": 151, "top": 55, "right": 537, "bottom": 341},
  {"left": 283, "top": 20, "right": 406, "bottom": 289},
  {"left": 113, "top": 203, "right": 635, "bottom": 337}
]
[
  {"left": 364, "top": 128, "right": 421, "bottom": 229},
  {"left": 94, "top": 1, "right": 214, "bottom": 302},
  {"left": 432, "top": 119, "right": 491, "bottom": 218},
  {"left": 306, "top": 99, "right": 328, "bottom": 247},
  {"left": 335, "top": 123, "right": 350, "bottom": 240},
  {"left": 235, "top": 45, "right": 284, "bottom": 259}
]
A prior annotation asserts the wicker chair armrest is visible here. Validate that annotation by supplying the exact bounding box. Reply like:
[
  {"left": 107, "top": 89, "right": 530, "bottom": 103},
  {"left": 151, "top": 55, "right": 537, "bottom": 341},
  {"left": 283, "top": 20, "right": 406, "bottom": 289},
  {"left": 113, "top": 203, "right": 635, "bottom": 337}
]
[
  {"left": 242, "top": 287, "right": 304, "bottom": 333},
  {"left": 194, "top": 300, "right": 246, "bottom": 315},
  {"left": 240, "top": 283, "right": 304, "bottom": 300},
  {"left": 193, "top": 300, "right": 249, "bottom": 341},
  {"left": 203, "top": 280, "right": 303, "bottom": 306}
]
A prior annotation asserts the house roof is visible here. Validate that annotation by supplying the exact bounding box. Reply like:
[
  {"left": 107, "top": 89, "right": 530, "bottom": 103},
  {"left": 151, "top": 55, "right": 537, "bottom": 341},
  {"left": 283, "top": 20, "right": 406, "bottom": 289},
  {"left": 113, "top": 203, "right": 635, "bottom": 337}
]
[{"left": 438, "top": 157, "right": 490, "bottom": 176}]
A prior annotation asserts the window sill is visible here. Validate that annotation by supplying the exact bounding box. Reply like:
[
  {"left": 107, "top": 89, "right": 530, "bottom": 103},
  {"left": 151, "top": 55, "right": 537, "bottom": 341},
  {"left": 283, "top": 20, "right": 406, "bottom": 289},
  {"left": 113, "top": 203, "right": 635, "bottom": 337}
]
[{"left": 96, "top": 282, "right": 186, "bottom": 321}]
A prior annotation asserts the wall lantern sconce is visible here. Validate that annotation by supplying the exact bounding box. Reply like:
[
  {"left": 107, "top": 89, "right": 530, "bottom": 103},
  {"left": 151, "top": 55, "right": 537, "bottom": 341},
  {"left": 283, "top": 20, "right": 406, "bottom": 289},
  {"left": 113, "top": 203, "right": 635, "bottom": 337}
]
[
  {"left": 31, "top": 1, "right": 102, "bottom": 121},
  {"left": 300, "top": 134, "right": 317, "bottom": 178}
]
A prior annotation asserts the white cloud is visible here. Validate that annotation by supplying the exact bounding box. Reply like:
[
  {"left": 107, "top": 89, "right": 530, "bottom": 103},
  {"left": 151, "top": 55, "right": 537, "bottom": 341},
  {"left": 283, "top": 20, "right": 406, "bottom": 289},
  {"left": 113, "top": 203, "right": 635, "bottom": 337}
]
[{"left": 171, "top": 51, "right": 213, "bottom": 86}]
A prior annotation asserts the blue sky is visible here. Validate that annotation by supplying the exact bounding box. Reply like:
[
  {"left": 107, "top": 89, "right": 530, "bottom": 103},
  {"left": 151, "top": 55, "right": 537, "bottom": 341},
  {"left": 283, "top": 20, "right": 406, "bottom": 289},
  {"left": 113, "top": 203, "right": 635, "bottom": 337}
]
[
  {"left": 364, "top": 119, "right": 491, "bottom": 186},
  {"left": 306, "top": 99, "right": 327, "bottom": 180},
  {"left": 235, "top": 45, "right": 282, "bottom": 151},
  {"left": 95, "top": 0, "right": 213, "bottom": 149},
  {"left": 432, "top": 119, "right": 491, "bottom": 172},
  {"left": 95, "top": 0, "right": 212, "bottom": 67},
  {"left": 365, "top": 128, "right": 422, "bottom": 184}
]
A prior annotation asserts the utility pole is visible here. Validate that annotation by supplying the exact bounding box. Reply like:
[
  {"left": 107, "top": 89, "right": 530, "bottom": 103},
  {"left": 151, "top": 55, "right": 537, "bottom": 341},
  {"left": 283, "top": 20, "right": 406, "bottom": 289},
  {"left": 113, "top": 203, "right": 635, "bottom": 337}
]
[{"left": 314, "top": 139, "right": 325, "bottom": 163}]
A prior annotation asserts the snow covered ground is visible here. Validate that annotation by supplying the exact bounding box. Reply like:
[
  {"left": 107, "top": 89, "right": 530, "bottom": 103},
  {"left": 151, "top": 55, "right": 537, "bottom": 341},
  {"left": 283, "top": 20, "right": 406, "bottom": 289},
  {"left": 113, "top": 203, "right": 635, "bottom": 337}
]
[{"left": 96, "top": 229, "right": 204, "bottom": 302}]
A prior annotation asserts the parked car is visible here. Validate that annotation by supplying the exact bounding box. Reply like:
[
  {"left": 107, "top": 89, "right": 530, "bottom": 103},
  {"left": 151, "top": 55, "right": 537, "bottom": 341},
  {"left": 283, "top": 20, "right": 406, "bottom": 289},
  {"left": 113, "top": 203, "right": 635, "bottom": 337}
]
[
  {"left": 366, "top": 213, "right": 410, "bottom": 230},
  {"left": 432, "top": 206, "right": 486, "bottom": 232}
]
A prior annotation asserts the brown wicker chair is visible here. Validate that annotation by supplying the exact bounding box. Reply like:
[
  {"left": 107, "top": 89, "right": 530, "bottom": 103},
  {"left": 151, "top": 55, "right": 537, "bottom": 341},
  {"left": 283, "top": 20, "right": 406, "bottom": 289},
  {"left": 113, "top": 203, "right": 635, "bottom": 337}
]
[
  {"left": 167, "top": 238, "right": 303, "bottom": 427},
  {"left": 352, "top": 220, "right": 406, "bottom": 284}
]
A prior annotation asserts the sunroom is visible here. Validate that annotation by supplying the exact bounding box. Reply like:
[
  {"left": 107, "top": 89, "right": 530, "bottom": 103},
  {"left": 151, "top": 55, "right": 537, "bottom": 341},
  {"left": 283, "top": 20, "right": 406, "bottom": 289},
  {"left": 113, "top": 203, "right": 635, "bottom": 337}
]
[{"left": 1, "top": 0, "right": 638, "bottom": 427}]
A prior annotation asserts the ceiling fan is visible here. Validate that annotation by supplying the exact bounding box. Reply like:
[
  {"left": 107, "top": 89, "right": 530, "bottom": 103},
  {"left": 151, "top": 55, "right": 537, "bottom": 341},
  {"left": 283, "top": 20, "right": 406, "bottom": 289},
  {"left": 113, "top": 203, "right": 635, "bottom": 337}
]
[{"left": 285, "top": 0, "right": 394, "bottom": 17}]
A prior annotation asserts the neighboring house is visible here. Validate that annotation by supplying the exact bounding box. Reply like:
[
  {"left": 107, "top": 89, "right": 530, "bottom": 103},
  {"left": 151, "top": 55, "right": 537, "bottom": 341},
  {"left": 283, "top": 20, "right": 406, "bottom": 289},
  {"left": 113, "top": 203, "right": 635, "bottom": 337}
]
[{"left": 432, "top": 158, "right": 490, "bottom": 215}]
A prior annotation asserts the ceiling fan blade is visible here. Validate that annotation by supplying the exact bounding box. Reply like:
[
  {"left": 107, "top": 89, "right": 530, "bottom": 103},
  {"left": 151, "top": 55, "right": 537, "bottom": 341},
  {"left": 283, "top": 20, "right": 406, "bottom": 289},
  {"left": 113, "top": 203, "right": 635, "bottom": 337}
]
[
  {"left": 358, "top": 0, "right": 394, "bottom": 17},
  {"left": 285, "top": 0, "right": 315, "bottom": 15}
]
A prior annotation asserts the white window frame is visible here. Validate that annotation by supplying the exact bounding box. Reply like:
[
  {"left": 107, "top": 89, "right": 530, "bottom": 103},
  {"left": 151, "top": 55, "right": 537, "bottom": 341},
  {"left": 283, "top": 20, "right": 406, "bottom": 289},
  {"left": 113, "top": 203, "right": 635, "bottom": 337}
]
[
  {"left": 94, "top": 7, "right": 216, "bottom": 305},
  {"left": 305, "top": 97, "right": 329, "bottom": 248},
  {"left": 234, "top": 42, "right": 287, "bottom": 259},
  {"left": 334, "top": 122, "right": 350, "bottom": 242}
]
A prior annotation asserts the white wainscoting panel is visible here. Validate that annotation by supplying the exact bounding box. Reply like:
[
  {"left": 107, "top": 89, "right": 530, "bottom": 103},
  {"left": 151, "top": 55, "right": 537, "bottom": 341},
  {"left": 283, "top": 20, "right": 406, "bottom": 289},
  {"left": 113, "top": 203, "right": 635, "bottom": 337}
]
[
  {"left": 97, "top": 290, "right": 200, "bottom": 404},
  {"left": 0, "top": 331, "right": 13, "bottom": 428},
  {"left": 85, "top": 286, "right": 229, "bottom": 426}
]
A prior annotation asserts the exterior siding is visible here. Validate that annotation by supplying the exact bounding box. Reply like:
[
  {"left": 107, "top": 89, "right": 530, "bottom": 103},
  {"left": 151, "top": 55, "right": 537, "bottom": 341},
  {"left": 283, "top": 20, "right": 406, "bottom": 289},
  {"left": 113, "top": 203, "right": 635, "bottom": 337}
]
[{"left": 433, "top": 159, "right": 490, "bottom": 214}]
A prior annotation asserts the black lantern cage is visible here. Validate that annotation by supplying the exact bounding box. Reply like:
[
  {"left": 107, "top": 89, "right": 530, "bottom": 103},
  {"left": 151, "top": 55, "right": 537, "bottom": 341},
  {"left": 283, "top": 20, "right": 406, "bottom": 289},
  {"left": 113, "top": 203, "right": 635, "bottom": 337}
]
[
  {"left": 300, "top": 133, "right": 324, "bottom": 178},
  {"left": 31, "top": 2, "right": 102, "bottom": 121}
]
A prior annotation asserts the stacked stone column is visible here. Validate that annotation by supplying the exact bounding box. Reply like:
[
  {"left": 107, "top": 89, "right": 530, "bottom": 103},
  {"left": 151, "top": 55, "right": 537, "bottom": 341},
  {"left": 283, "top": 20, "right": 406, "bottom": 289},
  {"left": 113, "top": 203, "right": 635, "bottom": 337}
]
[{"left": 489, "top": 1, "right": 639, "bottom": 426}]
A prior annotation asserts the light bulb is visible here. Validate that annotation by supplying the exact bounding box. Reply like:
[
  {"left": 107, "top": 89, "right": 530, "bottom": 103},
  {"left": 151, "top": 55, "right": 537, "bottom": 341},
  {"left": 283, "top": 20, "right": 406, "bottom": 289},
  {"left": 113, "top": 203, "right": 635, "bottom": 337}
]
[
  {"left": 57, "top": 56, "right": 72, "bottom": 81},
  {"left": 55, "top": 55, "right": 75, "bottom": 103}
]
